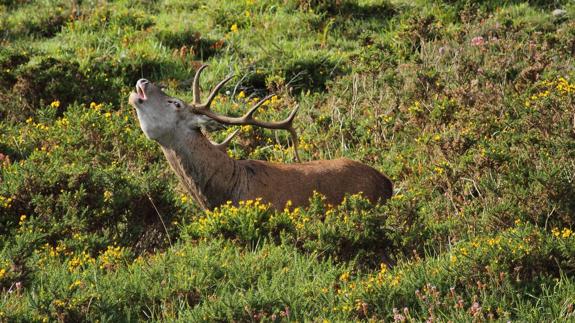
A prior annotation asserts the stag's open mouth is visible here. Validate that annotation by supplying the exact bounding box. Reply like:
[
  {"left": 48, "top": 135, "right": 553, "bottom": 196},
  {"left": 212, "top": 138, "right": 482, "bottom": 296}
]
[{"left": 136, "top": 83, "right": 147, "bottom": 101}]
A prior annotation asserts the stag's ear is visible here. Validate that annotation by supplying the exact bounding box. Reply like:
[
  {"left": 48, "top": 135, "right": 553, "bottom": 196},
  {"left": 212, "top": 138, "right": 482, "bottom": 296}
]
[{"left": 195, "top": 115, "right": 227, "bottom": 132}]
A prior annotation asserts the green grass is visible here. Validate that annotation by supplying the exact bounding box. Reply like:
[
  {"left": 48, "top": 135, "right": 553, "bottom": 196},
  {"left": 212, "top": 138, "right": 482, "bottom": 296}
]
[{"left": 1, "top": 0, "right": 575, "bottom": 321}]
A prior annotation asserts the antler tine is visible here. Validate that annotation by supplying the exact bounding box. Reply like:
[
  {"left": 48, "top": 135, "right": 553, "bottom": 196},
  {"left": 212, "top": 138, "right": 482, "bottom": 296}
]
[
  {"left": 245, "top": 98, "right": 299, "bottom": 162},
  {"left": 192, "top": 64, "right": 234, "bottom": 109},
  {"left": 193, "top": 64, "right": 209, "bottom": 105},
  {"left": 244, "top": 94, "right": 277, "bottom": 122},
  {"left": 287, "top": 117, "right": 300, "bottom": 162},
  {"left": 196, "top": 74, "right": 234, "bottom": 110},
  {"left": 211, "top": 129, "right": 240, "bottom": 152}
]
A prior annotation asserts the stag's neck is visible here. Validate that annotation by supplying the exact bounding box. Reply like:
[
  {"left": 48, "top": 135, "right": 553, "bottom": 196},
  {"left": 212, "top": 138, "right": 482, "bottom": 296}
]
[{"left": 159, "top": 129, "right": 244, "bottom": 210}]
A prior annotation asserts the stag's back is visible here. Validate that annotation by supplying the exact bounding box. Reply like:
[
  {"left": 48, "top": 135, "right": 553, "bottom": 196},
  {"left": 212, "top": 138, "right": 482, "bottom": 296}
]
[{"left": 237, "top": 158, "right": 393, "bottom": 208}]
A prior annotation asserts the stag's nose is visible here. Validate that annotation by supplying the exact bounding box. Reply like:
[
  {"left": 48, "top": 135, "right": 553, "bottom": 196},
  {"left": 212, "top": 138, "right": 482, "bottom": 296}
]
[{"left": 137, "top": 79, "right": 150, "bottom": 87}]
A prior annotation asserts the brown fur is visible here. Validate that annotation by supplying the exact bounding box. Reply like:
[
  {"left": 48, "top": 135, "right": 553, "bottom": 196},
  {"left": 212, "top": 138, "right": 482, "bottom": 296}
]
[
  {"left": 161, "top": 130, "right": 392, "bottom": 210},
  {"left": 129, "top": 79, "right": 393, "bottom": 211},
  {"left": 239, "top": 158, "right": 392, "bottom": 208}
]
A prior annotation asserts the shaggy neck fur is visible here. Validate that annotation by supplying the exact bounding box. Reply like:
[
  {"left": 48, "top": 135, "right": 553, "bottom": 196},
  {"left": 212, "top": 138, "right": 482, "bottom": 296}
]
[{"left": 160, "top": 128, "right": 245, "bottom": 210}]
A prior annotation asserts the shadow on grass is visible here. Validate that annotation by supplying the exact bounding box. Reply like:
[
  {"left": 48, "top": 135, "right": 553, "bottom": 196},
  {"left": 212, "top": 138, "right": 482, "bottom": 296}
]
[{"left": 156, "top": 30, "right": 225, "bottom": 62}]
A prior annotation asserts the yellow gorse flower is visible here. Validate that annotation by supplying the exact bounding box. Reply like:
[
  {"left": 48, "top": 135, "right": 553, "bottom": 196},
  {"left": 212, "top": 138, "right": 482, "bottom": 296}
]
[
  {"left": 339, "top": 272, "right": 350, "bottom": 282},
  {"left": 69, "top": 280, "right": 82, "bottom": 289},
  {"left": 99, "top": 245, "right": 124, "bottom": 270},
  {"left": 90, "top": 102, "right": 104, "bottom": 110},
  {"left": 103, "top": 190, "right": 113, "bottom": 203}
]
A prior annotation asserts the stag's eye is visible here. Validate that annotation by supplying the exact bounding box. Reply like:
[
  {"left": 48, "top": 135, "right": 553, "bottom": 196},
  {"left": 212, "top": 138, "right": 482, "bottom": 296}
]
[{"left": 168, "top": 100, "right": 182, "bottom": 108}]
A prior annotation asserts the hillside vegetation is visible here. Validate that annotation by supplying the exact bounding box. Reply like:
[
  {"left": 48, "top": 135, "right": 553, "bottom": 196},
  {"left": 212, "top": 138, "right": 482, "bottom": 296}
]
[{"left": 1, "top": 0, "right": 574, "bottom": 321}]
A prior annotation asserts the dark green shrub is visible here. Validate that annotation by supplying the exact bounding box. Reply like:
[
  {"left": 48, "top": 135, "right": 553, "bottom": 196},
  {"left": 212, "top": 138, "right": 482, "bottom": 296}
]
[
  {"left": 0, "top": 47, "right": 30, "bottom": 88},
  {"left": 6, "top": 56, "right": 116, "bottom": 120},
  {"left": 0, "top": 103, "right": 182, "bottom": 265},
  {"left": 282, "top": 54, "right": 343, "bottom": 93},
  {"left": 156, "top": 30, "right": 223, "bottom": 60}
]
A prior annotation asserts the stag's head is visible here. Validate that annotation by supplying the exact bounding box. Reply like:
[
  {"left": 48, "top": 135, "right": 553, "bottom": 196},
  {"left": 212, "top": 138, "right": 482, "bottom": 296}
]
[
  {"left": 128, "top": 65, "right": 301, "bottom": 160},
  {"left": 128, "top": 78, "right": 222, "bottom": 143}
]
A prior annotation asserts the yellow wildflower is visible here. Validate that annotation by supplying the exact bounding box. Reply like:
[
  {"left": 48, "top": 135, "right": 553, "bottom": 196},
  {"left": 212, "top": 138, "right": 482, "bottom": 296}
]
[
  {"left": 90, "top": 102, "right": 103, "bottom": 110},
  {"left": 408, "top": 101, "right": 423, "bottom": 114},
  {"left": 390, "top": 275, "right": 401, "bottom": 286},
  {"left": 69, "top": 280, "right": 82, "bottom": 289},
  {"left": 270, "top": 95, "right": 279, "bottom": 104},
  {"left": 103, "top": 190, "right": 113, "bottom": 203},
  {"left": 50, "top": 100, "right": 60, "bottom": 108},
  {"left": 450, "top": 255, "right": 457, "bottom": 264},
  {"left": 230, "top": 24, "right": 238, "bottom": 33},
  {"left": 380, "top": 263, "right": 387, "bottom": 274},
  {"left": 339, "top": 272, "right": 350, "bottom": 282},
  {"left": 100, "top": 245, "right": 123, "bottom": 270}
]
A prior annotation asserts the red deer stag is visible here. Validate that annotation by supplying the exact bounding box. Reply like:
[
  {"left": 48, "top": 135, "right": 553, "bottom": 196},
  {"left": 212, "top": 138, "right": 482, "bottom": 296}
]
[{"left": 128, "top": 65, "right": 393, "bottom": 210}]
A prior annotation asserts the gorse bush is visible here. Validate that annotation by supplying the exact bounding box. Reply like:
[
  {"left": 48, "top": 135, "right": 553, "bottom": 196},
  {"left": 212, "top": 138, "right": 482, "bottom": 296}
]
[
  {"left": 0, "top": 102, "right": 188, "bottom": 286},
  {"left": 341, "top": 221, "right": 575, "bottom": 321},
  {"left": 185, "top": 194, "right": 398, "bottom": 265},
  {"left": 1, "top": 239, "right": 350, "bottom": 321},
  {"left": 1, "top": 0, "right": 575, "bottom": 321}
]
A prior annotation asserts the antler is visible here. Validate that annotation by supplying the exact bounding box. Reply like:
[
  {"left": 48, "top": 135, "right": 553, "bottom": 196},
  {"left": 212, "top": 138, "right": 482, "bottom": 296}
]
[
  {"left": 211, "top": 129, "right": 240, "bottom": 152},
  {"left": 189, "top": 64, "right": 301, "bottom": 162}
]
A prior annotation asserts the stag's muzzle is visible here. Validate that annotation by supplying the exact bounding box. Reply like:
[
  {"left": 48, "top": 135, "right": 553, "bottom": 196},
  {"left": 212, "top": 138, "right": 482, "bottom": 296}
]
[
  {"left": 129, "top": 79, "right": 150, "bottom": 106},
  {"left": 135, "top": 79, "right": 149, "bottom": 101}
]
